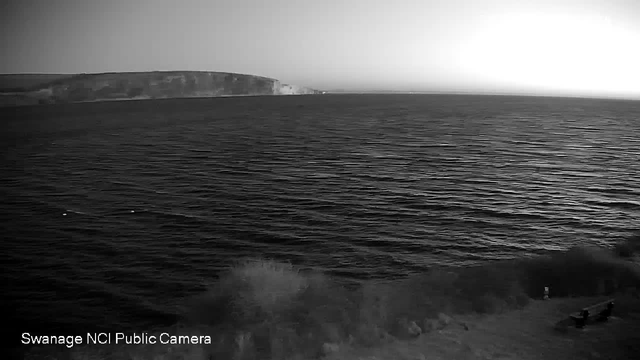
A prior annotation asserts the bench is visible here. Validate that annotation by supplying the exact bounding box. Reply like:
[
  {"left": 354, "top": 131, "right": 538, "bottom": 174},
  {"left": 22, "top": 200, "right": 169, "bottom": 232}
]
[{"left": 569, "top": 299, "right": 614, "bottom": 328}]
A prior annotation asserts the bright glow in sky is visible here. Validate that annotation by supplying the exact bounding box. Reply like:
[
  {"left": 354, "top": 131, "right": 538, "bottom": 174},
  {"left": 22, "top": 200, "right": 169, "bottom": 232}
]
[{"left": 1, "top": 0, "right": 639, "bottom": 98}]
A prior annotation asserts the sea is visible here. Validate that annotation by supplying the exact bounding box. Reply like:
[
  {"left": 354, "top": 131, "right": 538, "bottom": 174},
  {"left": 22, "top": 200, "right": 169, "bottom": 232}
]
[{"left": 2, "top": 94, "right": 640, "bottom": 348}]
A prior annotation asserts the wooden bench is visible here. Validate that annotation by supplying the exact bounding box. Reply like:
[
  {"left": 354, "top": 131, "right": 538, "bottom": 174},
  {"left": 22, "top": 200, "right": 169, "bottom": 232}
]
[{"left": 569, "top": 299, "right": 615, "bottom": 328}]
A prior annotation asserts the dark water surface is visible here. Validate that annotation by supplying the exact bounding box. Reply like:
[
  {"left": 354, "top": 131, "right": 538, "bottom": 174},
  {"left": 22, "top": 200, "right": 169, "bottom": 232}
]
[{"left": 2, "top": 94, "right": 639, "bottom": 338}]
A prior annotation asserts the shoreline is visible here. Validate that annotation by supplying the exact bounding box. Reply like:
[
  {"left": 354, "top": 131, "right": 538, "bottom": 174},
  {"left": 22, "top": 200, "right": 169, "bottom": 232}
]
[
  {"left": 0, "top": 92, "right": 322, "bottom": 108},
  {"left": 20, "top": 294, "right": 640, "bottom": 359},
  {"left": 18, "top": 243, "right": 640, "bottom": 359}
]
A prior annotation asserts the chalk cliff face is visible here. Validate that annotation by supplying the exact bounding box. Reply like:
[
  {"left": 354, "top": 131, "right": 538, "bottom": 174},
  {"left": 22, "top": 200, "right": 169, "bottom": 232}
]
[
  {"left": 0, "top": 71, "right": 320, "bottom": 106},
  {"left": 276, "top": 83, "right": 320, "bottom": 95}
]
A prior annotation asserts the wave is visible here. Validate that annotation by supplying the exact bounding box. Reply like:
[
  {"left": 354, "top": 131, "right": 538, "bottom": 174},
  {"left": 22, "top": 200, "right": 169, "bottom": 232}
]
[{"left": 584, "top": 199, "right": 640, "bottom": 211}]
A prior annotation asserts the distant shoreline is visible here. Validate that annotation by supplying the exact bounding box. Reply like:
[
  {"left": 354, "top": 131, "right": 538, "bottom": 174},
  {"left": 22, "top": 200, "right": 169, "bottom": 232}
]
[
  {"left": 0, "top": 71, "right": 321, "bottom": 107},
  {"left": 2, "top": 91, "right": 637, "bottom": 109},
  {"left": 322, "top": 90, "right": 640, "bottom": 101},
  {"left": 0, "top": 92, "right": 324, "bottom": 109}
]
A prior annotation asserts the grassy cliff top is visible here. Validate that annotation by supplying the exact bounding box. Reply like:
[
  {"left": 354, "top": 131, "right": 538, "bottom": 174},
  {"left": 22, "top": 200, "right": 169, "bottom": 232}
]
[
  {"left": 0, "top": 74, "right": 75, "bottom": 92},
  {"left": 0, "top": 71, "right": 278, "bottom": 93}
]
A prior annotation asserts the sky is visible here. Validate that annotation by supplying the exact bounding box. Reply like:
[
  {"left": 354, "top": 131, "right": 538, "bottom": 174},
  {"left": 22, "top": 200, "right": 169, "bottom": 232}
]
[{"left": 1, "top": 0, "right": 639, "bottom": 98}]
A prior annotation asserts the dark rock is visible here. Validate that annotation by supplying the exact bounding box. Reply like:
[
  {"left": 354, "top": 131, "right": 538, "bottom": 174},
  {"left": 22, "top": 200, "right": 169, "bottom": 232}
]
[
  {"left": 395, "top": 318, "right": 423, "bottom": 338},
  {"left": 438, "top": 313, "right": 452, "bottom": 327},
  {"left": 322, "top": 342, "right": 339, "bottom": 355}
]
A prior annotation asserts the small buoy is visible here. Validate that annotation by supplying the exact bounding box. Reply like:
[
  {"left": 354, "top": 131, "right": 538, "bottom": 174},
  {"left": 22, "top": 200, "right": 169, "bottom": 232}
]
[
  {"left": 63, "top": 213, "right": 67, "bottom": 216},
  {"left": 544, "top": 286, "right": 549, "bottom": 300},
  {"left": 130, "top": 210, "right": 135, "bottom": 213}
]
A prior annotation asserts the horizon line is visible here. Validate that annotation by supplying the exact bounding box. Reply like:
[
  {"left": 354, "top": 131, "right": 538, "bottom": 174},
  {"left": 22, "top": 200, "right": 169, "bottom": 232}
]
[
  {"left": 1, "top": 71, "right": 638, "bottom": 101},
  {"left": 321, "top": 90, "right": 640, "bottom": 101}
]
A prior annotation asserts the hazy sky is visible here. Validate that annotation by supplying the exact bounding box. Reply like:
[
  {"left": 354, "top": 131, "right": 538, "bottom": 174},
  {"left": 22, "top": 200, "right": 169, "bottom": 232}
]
[{"left": 2, "top": 0, "right": 639, "bottom": 98}]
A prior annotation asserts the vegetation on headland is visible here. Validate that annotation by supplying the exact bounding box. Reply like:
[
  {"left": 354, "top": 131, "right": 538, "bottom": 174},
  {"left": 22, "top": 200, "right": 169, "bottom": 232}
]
[
  {"left": 0, "top": 73, "right": 75, "bottom": 92},
  {"left": 23, "top": 234, "right": 640, "bottom": 359},
  {"left": 0, "top": 71, "right": 321, "bottom": 107}
]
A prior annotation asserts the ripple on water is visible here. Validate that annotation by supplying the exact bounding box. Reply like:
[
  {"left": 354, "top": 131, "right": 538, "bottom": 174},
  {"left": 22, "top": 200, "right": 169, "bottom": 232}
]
[{"left": 1, "top": 94, "right": 639, "bottom": 335}]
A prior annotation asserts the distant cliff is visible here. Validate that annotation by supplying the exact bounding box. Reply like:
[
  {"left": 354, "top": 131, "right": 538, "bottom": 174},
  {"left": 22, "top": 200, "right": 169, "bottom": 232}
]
[{"left": 0, "top": 71, "right": 321, "bottom": 106}]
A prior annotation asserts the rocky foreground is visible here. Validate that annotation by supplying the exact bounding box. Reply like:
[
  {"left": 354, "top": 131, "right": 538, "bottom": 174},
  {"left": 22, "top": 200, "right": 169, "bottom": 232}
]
[
  {"left": 322, "top": 294, "right": 640, "bottom": 360},
  {"left": 20, "top": 243, "right": 640, "bottom": 359},
  {"left": 22, "top": 294, "right": 640, "bottom": 360}
]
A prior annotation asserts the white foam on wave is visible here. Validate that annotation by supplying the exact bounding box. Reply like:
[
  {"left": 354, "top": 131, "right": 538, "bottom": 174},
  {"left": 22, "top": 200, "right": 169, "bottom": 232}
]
[{"left": 65, "top": 209, "right": 88, "bottom": 215}]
